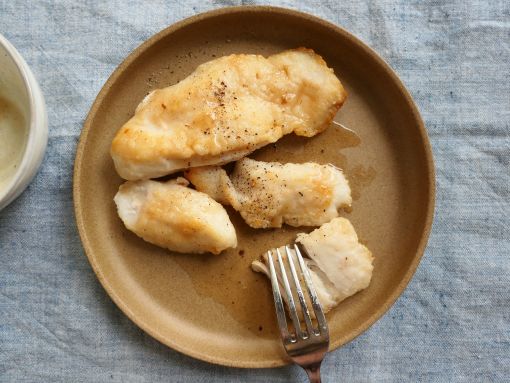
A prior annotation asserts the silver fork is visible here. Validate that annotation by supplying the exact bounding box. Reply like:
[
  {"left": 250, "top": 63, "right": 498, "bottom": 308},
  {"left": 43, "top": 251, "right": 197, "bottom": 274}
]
[{"left": 267, "top": 243, "right": 329, "bottom": 383}]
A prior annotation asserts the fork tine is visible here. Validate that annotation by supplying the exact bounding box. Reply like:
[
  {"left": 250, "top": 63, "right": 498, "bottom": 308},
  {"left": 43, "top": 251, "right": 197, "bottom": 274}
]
[
  {"left": 276, "top": 248, "right": 304, "bottom": 339},
  {"left": 294, "top": 243, "right": 328, "bottom": 335},
  {"left": 267, "top": 250, "right": 291, "bottom": 343},
  {"left": 285, "top": 245, "right": 314, "bottom": 337}
]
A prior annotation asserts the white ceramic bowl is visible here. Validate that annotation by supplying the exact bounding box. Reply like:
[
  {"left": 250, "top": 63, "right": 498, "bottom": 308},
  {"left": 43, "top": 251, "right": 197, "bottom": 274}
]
[{"left": 0, "top": 34, "right": 47, "bottom": 211}]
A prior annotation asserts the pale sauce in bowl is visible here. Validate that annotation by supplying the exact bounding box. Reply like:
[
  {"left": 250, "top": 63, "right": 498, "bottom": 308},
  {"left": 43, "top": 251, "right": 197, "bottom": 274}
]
[{"left": 0, "top": 95, "right": 27, "bottom": 190}]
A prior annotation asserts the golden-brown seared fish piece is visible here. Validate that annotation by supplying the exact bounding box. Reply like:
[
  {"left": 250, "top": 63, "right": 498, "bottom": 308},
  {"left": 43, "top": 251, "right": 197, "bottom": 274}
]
[
  {"left": 185, "top": 158, "right": 351, "bottom": 229},
  {"left": 252, "top": 217, "right": 373, "bottom": 313},
  {"left": 111, "top": 48, "right": 347, "bottom": 180},
  {"left": 114, "top": 177, "right": 237, "bottom": 254}
]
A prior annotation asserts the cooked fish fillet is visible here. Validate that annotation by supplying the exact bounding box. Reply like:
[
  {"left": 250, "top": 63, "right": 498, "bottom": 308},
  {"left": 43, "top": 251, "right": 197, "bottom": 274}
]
[
  {"left": 111, "top": 48, "right": 347, "bottom": 180},
  {"left": 114, "top": 177, "right": 237, "bottom": 254},
  {"left": 185, "top": 158, "right": 351, "bottom": 229},
  {"left": 252, "top": 217, "right": 373, "bottom": 313}
]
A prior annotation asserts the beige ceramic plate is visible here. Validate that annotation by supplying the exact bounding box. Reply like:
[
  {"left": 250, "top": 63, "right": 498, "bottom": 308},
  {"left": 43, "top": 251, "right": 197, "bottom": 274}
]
[{"left": 74, "top": 6, "right": 434, "bottom": 368}]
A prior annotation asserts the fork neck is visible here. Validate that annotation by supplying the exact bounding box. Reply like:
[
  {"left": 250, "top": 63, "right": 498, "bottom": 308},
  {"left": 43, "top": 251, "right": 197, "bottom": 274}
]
[{"left": 305, "top": 364, "right": 322, "bottom": 383}]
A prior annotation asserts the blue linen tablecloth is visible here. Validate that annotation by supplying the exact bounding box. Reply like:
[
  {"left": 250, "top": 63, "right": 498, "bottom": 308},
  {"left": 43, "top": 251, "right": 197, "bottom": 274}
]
[{"left": 0, "top": 1, "right": 508, "bottom": 381}]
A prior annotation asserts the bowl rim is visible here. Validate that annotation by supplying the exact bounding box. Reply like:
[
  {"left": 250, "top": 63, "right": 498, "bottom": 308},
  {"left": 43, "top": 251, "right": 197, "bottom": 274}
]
[
  {"left": 0, "top": 33, "right": 45, "bottom": 207},
  {"left": 74, "top": 5, "right": 436, "bottom": 368}
]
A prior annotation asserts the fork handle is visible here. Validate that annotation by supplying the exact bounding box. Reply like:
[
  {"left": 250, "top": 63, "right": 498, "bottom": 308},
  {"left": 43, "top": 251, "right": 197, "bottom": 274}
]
[{"left": 305, "top": 365, "right": 322, "bottom": 383}]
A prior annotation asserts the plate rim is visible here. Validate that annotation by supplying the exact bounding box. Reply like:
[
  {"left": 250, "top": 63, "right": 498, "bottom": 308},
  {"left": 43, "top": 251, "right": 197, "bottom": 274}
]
[{"left": 73, "top": 5, "right": 435, "bottom": 368}]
